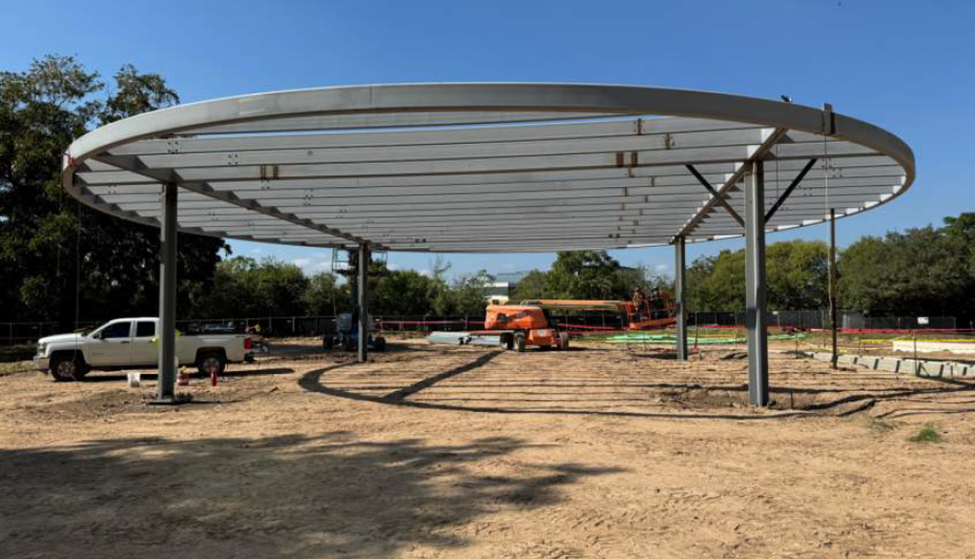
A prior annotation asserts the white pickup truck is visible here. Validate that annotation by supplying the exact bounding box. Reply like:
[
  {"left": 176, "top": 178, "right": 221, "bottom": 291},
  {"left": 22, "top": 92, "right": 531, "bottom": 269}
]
[{"left": 34, "top": 317, "right": 254, "bottom": 381}]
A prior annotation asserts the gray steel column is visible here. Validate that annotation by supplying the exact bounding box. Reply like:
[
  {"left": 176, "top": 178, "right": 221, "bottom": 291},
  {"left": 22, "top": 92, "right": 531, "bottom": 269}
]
[
  {"left": 744, "top": 160, "right": 769, "bottom": 406},
  {"left": 157, "top": 183, "right": 178, "bottom": 401},
  {"left": 674, "top": 236, "right": 688, "bottom": 360},
  {"left": 829, "top": 208, "right": 839, "bottom": 369},
  {"left": 357, "top": 244, "right": 369, "bottom": 363}
]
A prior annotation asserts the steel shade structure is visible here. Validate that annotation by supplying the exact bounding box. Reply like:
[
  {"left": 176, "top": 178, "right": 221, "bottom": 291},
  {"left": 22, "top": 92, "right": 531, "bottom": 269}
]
[{"left": 61, "top": 84, "right": 915, "bottom": 404}]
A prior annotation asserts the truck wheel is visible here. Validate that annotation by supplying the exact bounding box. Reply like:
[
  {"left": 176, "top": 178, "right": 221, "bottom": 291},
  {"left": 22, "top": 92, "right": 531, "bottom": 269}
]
[
  {"left": 322, "top": 336, "right": 334, "bottom": 351},
  {"left": 500, "top": 334, "right": 514, "bottom": 350},
  {"left": 374, "top": 337, "right": 387, "bottom": 352},
  {"left": 197, "top": 352, "right": 226, "bottom": 377},
  {"left": 50, "top": 353, "right": 87, "bottom": 382},
  {"left": 514, "top": 333, "right": 527, "bottom": 353}
]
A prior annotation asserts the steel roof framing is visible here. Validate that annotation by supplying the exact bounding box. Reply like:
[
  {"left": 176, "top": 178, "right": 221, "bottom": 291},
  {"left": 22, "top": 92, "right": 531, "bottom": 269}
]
[{"left": 63, "top": 83, "right": 914, "bottom": 252}]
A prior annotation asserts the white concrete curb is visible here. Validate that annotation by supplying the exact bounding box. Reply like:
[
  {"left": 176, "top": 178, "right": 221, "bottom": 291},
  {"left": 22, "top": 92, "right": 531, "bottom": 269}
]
[{"left": 805, "top": 351, "right": 974, "bottom": 378}]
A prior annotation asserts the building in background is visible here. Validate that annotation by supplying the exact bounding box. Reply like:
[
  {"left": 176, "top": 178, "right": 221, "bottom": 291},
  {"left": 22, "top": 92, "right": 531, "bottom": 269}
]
[{"left": 485, "top": 271, "right": 529, "bottom": 304}]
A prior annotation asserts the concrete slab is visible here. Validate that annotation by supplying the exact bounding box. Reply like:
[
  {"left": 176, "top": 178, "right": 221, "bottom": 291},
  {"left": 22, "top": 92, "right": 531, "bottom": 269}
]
[{"left": 892, "top": 340, "right": 975, "bottom": 355}]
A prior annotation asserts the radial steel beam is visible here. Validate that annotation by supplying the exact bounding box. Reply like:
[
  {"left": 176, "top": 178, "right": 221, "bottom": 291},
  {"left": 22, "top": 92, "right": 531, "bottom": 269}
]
[
  {"left": 744, "top": 160, "right": 769, "bottom": 407},
  {"left": 675, "top": 128, "right": 788, "bottom": 240},
  {"left": 685, "top": 164, "right": 745, "bottom": 226},
  {"left": 88, "top": 155, "right": 374, "bottom": 250},
  {"left": 155, "top": 183, "right": 178, "bottom": 402},
  {"left": 357, "top": 244, "right": 369, "bottom": 363},
  {"left": 764, "top": 158, "right": 818, "bottom": 222},
  {"left": 674, "top": 236, "right": 688, "bottom": 360}
]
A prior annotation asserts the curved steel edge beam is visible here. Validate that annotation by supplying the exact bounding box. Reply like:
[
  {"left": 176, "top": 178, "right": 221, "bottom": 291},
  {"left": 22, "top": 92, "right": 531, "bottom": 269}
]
[{"left": 61, "top": 83, "right": 915, "bottom": 252}]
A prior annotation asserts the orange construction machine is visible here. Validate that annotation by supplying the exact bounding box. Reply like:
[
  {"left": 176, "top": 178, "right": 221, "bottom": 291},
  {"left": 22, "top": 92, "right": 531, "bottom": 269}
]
[
  {"left": 484, "top": 292, "right": 676, "bottom": 352},
  {"left": 484, "top": 305, "right": 570, "bottom": 352}
]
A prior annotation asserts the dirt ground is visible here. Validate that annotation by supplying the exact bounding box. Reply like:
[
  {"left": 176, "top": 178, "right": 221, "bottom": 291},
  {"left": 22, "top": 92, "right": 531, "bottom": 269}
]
[{"left": 2, "top": 339, "right": 975, "bottom": 558}]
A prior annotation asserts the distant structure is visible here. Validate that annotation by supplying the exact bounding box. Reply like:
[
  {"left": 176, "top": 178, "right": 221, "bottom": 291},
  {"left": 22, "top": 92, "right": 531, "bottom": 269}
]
[{"left": 485, "top": 271, "right": 529, "bottom": 304}]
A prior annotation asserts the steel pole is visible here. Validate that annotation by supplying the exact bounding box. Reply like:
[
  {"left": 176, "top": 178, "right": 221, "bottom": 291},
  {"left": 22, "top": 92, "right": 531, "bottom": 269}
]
[
  {"left": 357, "top": 244, "right": 369, "bottom": 363},
  {"left": 157, "top": 183, "right": 178, "bottom": 401},
  {"left": 674, "top": 236, "right": 688, "bottom": 360},
  {"left": 744, "top": 160, "right": 769, "bottom": 406},
  {"left": 829, "top": 207, "right": 839, "bottom": 369}
]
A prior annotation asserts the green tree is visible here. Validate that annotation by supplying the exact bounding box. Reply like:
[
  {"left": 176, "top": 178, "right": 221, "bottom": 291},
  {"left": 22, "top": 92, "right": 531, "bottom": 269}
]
[
  {"left": 102, "top": 64, "right": 178, "bottom": 122},
  {"left": 543, "top": 250, "right": 648, "bottom": 300},
  {"left": 685, "top": 240, "right": 828, "bottom": 312},
  {"left": 426, "top": 255, "right": 453, "bottom": 316},
  {"left": 253, "top": 258, "right": 309, "bottom": 317},
  {"left": 699, "top": 249, "right": 746, "bottom": 312},
  {"left": 0, "top": 55, "right": 226, "bottom": 325},
  {"left": 370, "top": 269, "right": 441, "bottom": 316},
  {"left": 943, "top": 212, "right": 975, "bottom": 280},
  {"left": 0, "top": 55, "right": 100, "bottom": 323},
  {"left": 547, "top": 251, "right": 619, "bottom": 299},
  {"left": 206, "top": 257, "right": 309, "bottom": 318},
  {"left": 686, "top": 254, "right": 719, "bottom": 311},
  {"left": 450, "top": 270, "right": 494, "bottom": 316},
  {"left": 839, "top": 226, "right": 971, "bottom": 317},
  {"left": 766, "top": 240, "right": 828, "bottom": 309},
  {"left": 302, "top": 272, "right": 348, "bottom": 316},
  {"left": 511, "top": 255, "right": 667, "bottom": 303},
  {"left": 511, "top": 269, "right": 550, "bottom": 301}
]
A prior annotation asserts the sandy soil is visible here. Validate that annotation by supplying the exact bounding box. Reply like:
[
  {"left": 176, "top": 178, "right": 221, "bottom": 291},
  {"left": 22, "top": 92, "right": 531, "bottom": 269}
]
[{"left": 2, "top": 339, "right": 975, "bottom": 558}]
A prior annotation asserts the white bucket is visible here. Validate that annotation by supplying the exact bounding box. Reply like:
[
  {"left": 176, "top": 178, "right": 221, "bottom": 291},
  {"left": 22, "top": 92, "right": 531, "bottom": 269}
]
[{"left": 127, "top": 372, "right": 141, "bottom": 388}]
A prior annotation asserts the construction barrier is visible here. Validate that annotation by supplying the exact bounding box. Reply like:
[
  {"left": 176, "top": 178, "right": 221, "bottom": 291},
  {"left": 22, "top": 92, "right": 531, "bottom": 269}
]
[{"left": 1, "top": 312, "right": 969, "bottom": 347}]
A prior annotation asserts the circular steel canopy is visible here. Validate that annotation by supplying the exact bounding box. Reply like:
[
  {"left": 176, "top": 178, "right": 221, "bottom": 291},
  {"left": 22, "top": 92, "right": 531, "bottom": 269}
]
[{"left": 62, "top": 83, "right": 915, "bottom": 253}]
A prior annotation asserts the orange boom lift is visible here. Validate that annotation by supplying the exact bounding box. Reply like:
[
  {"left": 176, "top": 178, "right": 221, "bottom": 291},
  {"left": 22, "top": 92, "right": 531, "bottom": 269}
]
[{"left": 483, "top": 292, "right": 676, "bottom": 352}]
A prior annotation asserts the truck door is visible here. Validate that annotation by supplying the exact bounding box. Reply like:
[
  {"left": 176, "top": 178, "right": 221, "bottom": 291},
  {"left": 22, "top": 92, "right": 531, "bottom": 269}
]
[
  {"left": 130, "top": 320, "right": 158, "bottom": 367},
  {"left": 88, "top": 321, "right": 133, "bottom": 366}
]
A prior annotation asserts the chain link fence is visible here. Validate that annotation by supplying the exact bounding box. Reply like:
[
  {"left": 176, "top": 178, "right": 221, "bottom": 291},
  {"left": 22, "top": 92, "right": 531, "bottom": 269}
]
[
  {"left": 689, "top": 311, "right": 958, "bottom": 330},
  {"left": 0, "top": 311, "right": 967, "bottom": 347}
]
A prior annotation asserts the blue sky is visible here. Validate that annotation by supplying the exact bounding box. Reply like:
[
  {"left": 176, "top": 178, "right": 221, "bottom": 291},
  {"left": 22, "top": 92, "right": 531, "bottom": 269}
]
[{"left": 3, "top": 0, "right": 971, "bottom": 279}]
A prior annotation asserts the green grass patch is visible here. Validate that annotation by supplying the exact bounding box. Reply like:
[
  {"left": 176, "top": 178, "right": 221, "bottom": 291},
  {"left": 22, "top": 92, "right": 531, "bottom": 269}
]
[
  {"left": 0, "top": 344, "right": 35, "bottom": 363},
  {"left": 0, "top": 360, "right": 33, "bottom": 375},
  {"left": 908, "top": 425, "right": 942, "bottom": 444}
]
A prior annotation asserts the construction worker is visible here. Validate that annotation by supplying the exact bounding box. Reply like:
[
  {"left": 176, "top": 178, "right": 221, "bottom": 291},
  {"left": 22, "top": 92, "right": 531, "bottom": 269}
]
[
  {"left": 632, "top": 288, "right": 646, "bottom": 321},
  {"left": 649, "top": 286, "right": 661, "bottom": 318}
]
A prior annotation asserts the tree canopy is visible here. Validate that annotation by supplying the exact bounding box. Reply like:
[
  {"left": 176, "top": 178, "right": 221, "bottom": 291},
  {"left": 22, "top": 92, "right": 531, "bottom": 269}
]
[
  {"left": 1, "top": 57, "right": 971, "bottom": 325},
  {"left": 512, "top": 251, "right": 665, "bottom": 302},
  {"left": 684, "top": 219, "right": 975, "bottom": 322},
  {"left": 838, "top": 219, "right": 974, "bottom": 318},
  {"left": 0, "top": 55, "right": 226, "bottom": 326}
]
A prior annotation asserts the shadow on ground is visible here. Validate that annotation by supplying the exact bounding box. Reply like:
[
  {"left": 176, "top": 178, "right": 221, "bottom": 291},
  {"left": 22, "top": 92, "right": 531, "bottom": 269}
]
[
  {"left": 298, "top": 355, "right": 804, "bottom": 420},
  {"left": 0, "top": 433, "right": 620, "bottom": 557},
  {"left": 298, "top": 351, "right": 975, "bottom": 420},
  {"left": 82, "top": 367, "right": 295, "bottom": 383}
]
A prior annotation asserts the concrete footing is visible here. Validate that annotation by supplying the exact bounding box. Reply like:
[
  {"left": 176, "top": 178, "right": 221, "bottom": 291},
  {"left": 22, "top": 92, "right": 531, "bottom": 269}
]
[{"left": 806, "top": 351, "right": 973, "bottom": 378}]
